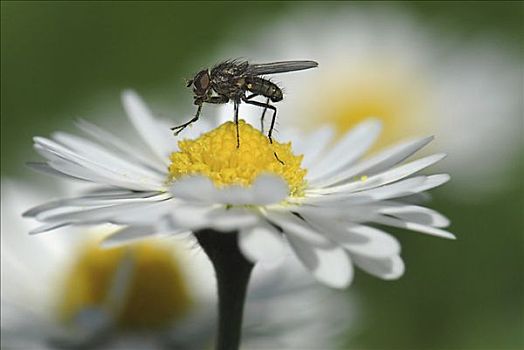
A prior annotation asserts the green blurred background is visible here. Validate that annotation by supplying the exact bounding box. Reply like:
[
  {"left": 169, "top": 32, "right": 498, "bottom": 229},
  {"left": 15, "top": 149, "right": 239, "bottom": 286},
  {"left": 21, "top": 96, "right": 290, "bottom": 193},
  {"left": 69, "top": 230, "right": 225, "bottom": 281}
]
[{"left": 2, "top": 1, "right": 523, "bottom": 349}]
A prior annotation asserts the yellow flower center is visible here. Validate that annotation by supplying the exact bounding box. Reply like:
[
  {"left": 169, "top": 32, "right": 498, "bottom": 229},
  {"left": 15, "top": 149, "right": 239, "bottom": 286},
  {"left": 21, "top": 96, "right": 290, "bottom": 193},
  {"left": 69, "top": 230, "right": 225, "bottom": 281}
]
[
  {"left": 168, "top": 120, "right": 307, "bottom": 197},
  {"left": 58, "top": 239, "right": 191, "bottom": 329},
  {"left": 299, "top": 60, "right": 432, "bottom": 149}
]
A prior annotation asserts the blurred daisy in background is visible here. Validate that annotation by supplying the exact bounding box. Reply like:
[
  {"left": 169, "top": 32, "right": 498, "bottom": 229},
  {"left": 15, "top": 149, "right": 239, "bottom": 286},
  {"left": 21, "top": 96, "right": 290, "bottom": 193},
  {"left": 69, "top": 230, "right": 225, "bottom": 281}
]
[
  {"left": 24, "top": 91, "right": 453, "bottom": 290},
  {"left": 2, "top": 180, "right": 353, "bottom": 349},
  {"left": 220, "top": 5, "right": 522, "bottom": 200}
]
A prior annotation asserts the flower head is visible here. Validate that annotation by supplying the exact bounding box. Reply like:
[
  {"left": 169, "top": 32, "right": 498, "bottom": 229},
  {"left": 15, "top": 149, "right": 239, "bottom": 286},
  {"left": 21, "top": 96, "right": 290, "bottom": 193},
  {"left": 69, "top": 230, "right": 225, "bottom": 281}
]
[
  {"left": 5, "top": 180, "right": 350, "bottom": 349},
  {"left": 25, "top": 91, "right": 454, "bottom": 288}
]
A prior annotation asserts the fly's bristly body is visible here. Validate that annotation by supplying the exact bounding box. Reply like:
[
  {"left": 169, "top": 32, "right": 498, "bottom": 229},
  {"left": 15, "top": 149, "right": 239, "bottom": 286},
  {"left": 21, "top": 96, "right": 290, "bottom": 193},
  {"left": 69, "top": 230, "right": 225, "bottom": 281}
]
[{"left": 172, "top": 59, "right": 318, "bottom": 149}]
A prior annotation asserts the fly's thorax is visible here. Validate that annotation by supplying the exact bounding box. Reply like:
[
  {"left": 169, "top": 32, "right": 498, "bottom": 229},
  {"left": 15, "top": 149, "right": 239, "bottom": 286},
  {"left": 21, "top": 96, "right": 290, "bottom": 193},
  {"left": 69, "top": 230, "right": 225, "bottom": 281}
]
[
  {"left": 211, "top": 76, "right": 241, "bottom": 98},
  {"left": 245, "top": 77, "right": 283, "bottom": 102}
]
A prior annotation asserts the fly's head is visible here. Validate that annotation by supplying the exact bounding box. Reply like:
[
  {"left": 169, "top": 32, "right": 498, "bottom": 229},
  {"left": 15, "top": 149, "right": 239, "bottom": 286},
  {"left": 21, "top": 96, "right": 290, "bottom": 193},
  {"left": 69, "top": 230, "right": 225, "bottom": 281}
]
[{"left": 187, "top": 69, "right": 211, "bottom": 104}]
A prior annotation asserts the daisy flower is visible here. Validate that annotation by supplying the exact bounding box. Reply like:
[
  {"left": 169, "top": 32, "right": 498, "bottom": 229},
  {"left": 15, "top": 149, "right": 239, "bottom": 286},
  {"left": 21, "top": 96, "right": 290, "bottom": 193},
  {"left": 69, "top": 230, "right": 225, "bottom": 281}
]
[
  {"left": 221, "top": 5, "right": 522, "bottom": 198},
  {"left": 25, "top": 90, "right": 454, "bottom": 289},
  {"left": 3, "top": 180, "right": 352, "bottom": 349}
]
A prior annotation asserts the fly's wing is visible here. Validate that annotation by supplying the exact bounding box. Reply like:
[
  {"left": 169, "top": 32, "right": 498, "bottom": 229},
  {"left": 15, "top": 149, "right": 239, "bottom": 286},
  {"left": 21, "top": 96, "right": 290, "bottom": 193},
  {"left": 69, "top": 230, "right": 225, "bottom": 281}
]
[{"left": 246, "top": 60, "right": 318, "bottom": 75}]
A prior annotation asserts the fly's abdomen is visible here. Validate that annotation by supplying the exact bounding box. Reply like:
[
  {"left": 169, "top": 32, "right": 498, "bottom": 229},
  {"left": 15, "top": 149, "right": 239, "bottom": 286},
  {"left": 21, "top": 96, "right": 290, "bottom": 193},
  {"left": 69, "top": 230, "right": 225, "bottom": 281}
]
[{"left": 245, "top": 77, "right": 283, "bottom": 102}]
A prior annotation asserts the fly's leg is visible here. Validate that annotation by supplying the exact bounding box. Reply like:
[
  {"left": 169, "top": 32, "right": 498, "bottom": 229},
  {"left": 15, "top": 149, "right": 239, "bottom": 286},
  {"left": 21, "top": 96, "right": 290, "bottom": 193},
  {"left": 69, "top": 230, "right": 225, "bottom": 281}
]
[
  {"left": 171, "top": 95, "right": 228, "bottom": 136},
  {"left": 240, "top": 97, "right": 283, "bottom": 164},
  {"left": 259, "top": 98, "right": 270, "bottom": 134},
  {"left": 241, "top": 98, "right": 277, "bottom": 143},
  {"left": 234, "top": 101, "right": 240, "bottom": 148},
  {"left": 171, "top": 104, "right": 202, "bottom": 136},
  {"left": 245, "top": 94, "right": 268, "bottom": 132}
]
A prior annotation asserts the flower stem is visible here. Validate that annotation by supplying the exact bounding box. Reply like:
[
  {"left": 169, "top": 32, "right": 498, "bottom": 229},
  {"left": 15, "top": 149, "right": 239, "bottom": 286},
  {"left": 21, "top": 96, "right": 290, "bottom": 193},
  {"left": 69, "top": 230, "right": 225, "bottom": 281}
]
[{"left": 194, "top": 229, "right": 254, "bottom": 350}]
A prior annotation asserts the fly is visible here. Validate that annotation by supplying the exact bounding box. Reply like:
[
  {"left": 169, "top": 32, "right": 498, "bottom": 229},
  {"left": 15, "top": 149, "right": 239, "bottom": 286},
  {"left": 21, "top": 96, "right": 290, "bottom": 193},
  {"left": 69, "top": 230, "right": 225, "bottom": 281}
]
[{"left": 172, "top": 60, "right": 318, "bottom": 148}]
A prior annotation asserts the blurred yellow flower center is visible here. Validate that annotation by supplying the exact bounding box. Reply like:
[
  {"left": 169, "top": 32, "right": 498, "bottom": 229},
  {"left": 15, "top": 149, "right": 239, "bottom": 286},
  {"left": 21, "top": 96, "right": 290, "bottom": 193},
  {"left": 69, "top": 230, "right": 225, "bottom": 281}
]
[
  {"left": 303, "top": 61, "right": 431, "bottom": 149},
  {"left": 58, "top": 240, "right": 191, "bottom": 329},
  {"left": 168, "top": 120, "right": 307, "bottom": 197}
]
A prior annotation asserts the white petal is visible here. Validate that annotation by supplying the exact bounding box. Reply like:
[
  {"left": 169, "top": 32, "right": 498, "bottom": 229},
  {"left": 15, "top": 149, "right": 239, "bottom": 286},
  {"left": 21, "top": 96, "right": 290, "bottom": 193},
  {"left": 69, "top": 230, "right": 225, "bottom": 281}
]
[
  {"left": 34, "top": 137, "right": 162, "bottom": 191},
  {"left": 359, "top": 175, "right": 448, "bottom": 201},
  {"left": 170, "top": 204, "right": 215, "bottom": 229},
  {"left": 29, "top": 222, "right": 71, "bottom": 235},
  {"left": 239, "top": 224, "right": 286, "bottom": 264},
  {"left": 345, "top": 225, "right": 401, "bottom": 258},
  {"left": 378, "top": 204, "right": 450, "bottom": 228},
  {"left": 310, "top": 153, "right": 446, "bottom": 194},
  {"left": 170, "top": 174, "right": 289, "bottom": 206},
  {"left": 265, "top": 211, "right": 331, "bottom": 247},
  {"left": 175, "top": 118, "right": 212, "bottom": 140},
  {"left": 170, "top": 176, "right": 218, "bottom": 203},
  {"left": 212, "top": 185, "right": 254, "bottom": 205},
  {"left": 75, "top": 118, "right": 166, "bottom": 173},
  {"left": 26, "top": 162, "right": 85, "bottom": 181},
  {"left": 307, "top": 119, "right": 382, "bottom": 182},
  {"left": 372, "top": 215, "right": 456, "bottom": 239},
  {"left": 122, "top": 90, "right": 178, "bottom": 166},
  {"left": 52, "top": 131, "right": 164, "bottom": 182},
  {"left": 37, "top": 150, "right": 114, "bottom": 184},
  {"left": 23, "top": 192, "right": 167, "bottom": 218},
  {"left": 305, "top": 216, "right": 401, "bottom": 258},
  {"left": 294, "top": 197, "right": 454, "bottom": 240},
  {"left": 410, "top": 174, "right": 450, "bottom": 193},
  {"left": 305, "top": 173, "right": 450, "bottom": 207},
  {"left": 292, "top": 203, "right": 375, "bottom": 222},
  {"left": 111, "top": 200, "right": 176, "bottom": 225},
  {"left": 287, "top": 233, "right": 353, "bottom": 289},
  {"left": 100, "top": 226, "right": 185, "bottom": 248},
  {"left": 34, "top": 141, "right": 114, "bottom": 184},
  {"left": 249, "top": 174, "right": 289, "bottom": 205},
  {"left": 299, "top": 201, "right": 450, "bottom": 229},
  {"left": 278, "top": 126, "right": 334, "bottom": 170},
  {"left": 206, "top": 208, "right": 260, "bottom": 231},
  {"left": 352, "top": 254, "right": 405, "bottom": 280},
  {"left": 301, "top": 126, "right": 335, "bottom": 169},
  {"left": 310, "top": 136, "right": 434, "bottom": 187},
  {"left": 36, "top": 199, "right": 174, "bottom": 226},
  {"left": 298, "top": 176, "right": 428, "bottom": 207},
  {"left": 210, "top": 175, "right": 289, "bottom": 205},
  {"left": 215, "top": 108, "right": 232, "bottom": 127}
]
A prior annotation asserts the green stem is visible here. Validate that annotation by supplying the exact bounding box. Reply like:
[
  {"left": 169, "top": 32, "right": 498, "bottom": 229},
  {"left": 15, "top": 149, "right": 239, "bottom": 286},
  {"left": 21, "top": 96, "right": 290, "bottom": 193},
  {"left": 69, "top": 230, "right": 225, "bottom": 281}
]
[{"left": 194, "top": 229, "right": 254, "bottom": 350}]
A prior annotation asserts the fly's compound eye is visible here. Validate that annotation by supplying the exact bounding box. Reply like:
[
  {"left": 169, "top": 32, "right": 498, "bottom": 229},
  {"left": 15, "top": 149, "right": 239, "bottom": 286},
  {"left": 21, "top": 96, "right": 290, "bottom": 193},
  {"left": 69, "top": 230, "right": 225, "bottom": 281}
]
[{"left": 192, "top": 69, "right": 210, "bottom": 96}]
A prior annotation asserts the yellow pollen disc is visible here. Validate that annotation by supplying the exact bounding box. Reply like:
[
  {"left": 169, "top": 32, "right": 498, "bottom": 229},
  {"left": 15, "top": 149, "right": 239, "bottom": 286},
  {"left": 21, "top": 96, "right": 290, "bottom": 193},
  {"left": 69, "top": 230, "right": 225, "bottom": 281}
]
[
  {"left": 58, "top": 240, "right": 191, "bottom": 329},
  {"left": 168, "top": 120, "right": 307, "bottom": 197}
]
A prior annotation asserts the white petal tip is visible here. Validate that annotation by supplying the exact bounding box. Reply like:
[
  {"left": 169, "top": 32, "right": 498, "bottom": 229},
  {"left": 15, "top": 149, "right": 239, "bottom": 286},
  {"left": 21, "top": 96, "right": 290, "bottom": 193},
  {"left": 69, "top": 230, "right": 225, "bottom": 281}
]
[
  {"left": 28, "top": 226, "right": 53, "bottom": 235},
  {"left": 238, "top": 225, "right": 286, "bottom": 264},
  {"left": 121, "top": 89, "right": 138, "bottom": 100},
  {"left": 432, "top": 174, "right": 451, "bottom": 185},
  {"left": 382, "top": 261, "right": 405, "bottom": 280},
  {"left": 121, "top": 90, "right": 145, "bottom": 113},
  {"left": 427, "top": 227, "right": 456, "bottom": 240},
  {"left": 442, "top": 232, "right": 457, "bottom": 240},
  {"left": 327, "top": 278, "right": 353, "bottom": 289},
  {"left": 253, "top": 174, "right": 290, "bottom": 204},
  {"left": 435, "top": 153, "right": 447, "bottom": 161}
]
